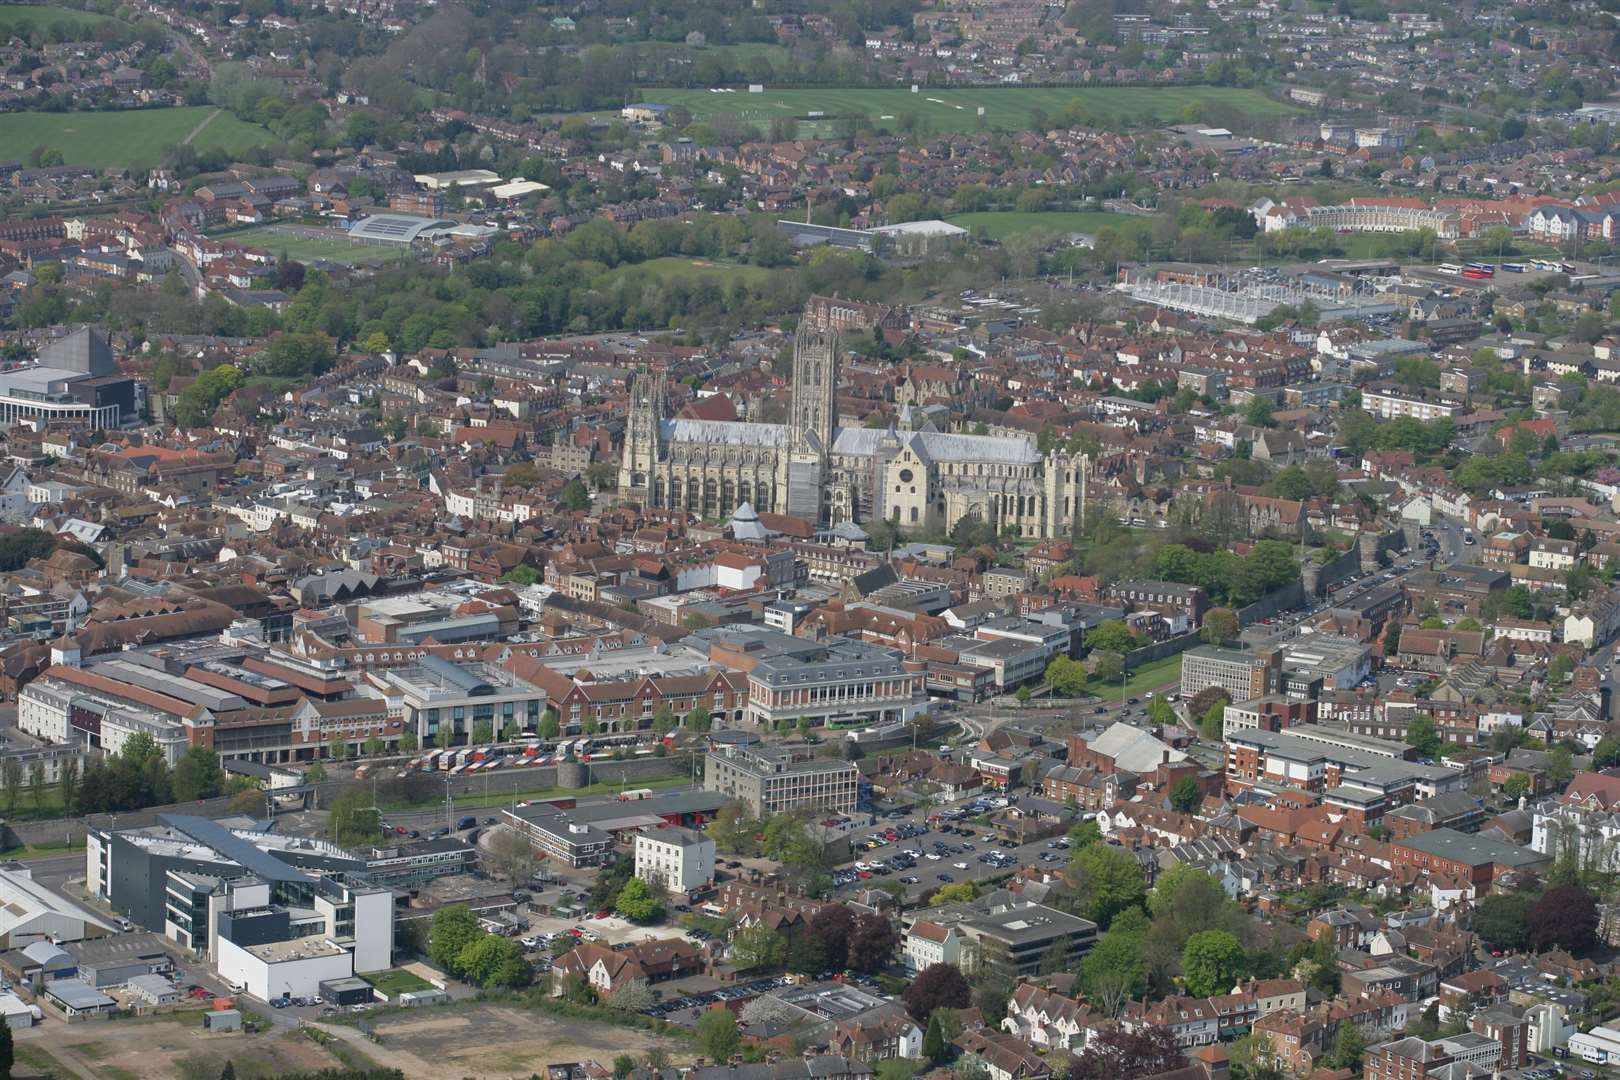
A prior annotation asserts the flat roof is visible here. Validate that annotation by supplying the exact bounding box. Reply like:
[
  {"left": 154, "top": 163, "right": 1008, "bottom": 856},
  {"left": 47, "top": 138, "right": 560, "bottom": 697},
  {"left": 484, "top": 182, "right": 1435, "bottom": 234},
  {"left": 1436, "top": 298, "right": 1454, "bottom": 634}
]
[
  {"left": 158, "top": 815, "right": 312, "bottom": 885},
  {"left": 1395, "top": 827, "right": 1546, "bottom": 868}
]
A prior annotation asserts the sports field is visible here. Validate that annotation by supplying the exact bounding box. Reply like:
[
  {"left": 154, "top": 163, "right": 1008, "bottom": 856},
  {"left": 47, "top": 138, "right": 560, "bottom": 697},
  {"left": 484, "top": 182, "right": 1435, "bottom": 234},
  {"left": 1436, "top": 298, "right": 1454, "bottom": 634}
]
[
  {"left": 220, "top": 224, "right": 407, "bottom": 266},
  {"left": 0, "top": 3, "right": 116, "bottom": 36},
  {"left": 603, "top": 255, "right": 774, "bottom": 289},
  {"left": 947, "top": 210, "right": 1151, "bottom": 240},
  {"left": 638, "top": 86, "right": 1297, "bottom": 134},
  {"left": 0, "top": 106, "right": 273, "bottom": 168}
]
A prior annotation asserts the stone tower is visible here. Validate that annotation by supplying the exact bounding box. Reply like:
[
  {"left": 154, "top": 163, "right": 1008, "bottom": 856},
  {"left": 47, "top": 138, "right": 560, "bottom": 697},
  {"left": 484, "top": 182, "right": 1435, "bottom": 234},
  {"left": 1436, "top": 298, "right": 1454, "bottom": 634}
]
[
  {"left": 780, "top": 325, "right": 838, "bottom": 522},
  {"left": 618, "top": 369, "right": 666, "bottom": 504}
]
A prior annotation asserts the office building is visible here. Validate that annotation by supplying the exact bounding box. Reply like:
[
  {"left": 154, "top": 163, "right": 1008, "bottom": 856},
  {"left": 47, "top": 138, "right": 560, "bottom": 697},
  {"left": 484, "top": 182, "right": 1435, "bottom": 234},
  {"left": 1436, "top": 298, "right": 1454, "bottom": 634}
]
[
  {"left": 502, "top": 791, "right": 726, "bottom": 868},
  {"left": 904, "top": 899, "right": 1096, "bottom": 979},
  {"left": 375, "top": 656, "right": 548, "bottom": 746},
  {"left": 1181, "top": 646, "right": 1276, "bottom": 702},
  {"left": 695, "top": 626, "right": 929, "bottom": 730},
  {"left": 87, "top": 814, "right": 392, "bottom": 992},
  {"left": 634, "top": 826, "right": 715, "bottom": 895},
  {"left": 704, "top": 744, "right": 859, "bottom": 817}
]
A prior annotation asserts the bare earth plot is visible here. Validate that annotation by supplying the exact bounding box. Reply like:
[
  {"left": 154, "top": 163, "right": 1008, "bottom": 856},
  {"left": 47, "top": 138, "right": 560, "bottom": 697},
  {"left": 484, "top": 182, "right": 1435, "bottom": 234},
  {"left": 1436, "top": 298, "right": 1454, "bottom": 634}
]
[
  {"left": 317, "top": 1003, "right": 689, "bottom": 1079},
  {"left": 14, "top": 1016, "right": 344, "bottom": 1080}
]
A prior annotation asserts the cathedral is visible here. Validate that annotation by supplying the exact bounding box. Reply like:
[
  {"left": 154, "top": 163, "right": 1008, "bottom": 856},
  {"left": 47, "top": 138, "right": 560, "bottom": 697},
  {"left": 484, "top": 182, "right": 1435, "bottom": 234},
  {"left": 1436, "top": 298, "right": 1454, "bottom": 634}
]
[{"left": 618, "top": 323, "right": 1090, "bottom": 540}]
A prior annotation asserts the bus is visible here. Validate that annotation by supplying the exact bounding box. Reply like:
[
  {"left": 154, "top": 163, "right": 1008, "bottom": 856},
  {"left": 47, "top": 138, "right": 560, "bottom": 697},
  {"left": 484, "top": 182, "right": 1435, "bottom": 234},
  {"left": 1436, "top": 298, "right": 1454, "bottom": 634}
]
[
  {"left": 1462, "top": 267, "right": 1492, "bottom": 279},
  {"left": 1464, "top": 262, "right": 1494, "bottom": 277},
  {"left": 554, "top": 738, "right": 575, "bottom": 760},
  {"left": 1502, "top": 263, "right": 1527, "bottom": 273},
  {"left": 1436, "top": 263, "right": 1462, "bottom": 274}
]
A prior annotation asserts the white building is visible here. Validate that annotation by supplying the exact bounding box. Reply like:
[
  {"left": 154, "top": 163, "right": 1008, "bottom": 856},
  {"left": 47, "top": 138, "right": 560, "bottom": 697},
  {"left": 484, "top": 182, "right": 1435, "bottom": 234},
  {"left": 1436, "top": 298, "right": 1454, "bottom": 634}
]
[
  {"left": 1530, "top": 801, "right": 1620, "bottom": 874},
  {"left": 1526, "top": 1001, "right": 1576, "bottom": 1054},
  {"left": 1569, "top": 1025, "right": 1620, "bottom": 1064},
  {"left": 633, "top": 826, "right": 715, "bottom": 895},
  {"left": 0, "top": 865, "right": 115, "bottom": 948},
  {"left": 216, "top": 935, "right": 354, "bottom": 1003},
  {"left": 1361, "top": 388, "right": 1464, "bottom": 421},
  {"left": 902, "top": 920, "right": 962, "bottom": 973}
]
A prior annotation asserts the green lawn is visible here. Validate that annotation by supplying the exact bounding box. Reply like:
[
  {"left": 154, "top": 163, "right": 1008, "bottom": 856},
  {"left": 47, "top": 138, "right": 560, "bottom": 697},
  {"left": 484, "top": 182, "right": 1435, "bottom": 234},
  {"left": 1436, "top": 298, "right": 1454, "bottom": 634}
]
[
  {"left": 603, "top": 255, "right": 774, "bottom": 289},
  {"left": 637, "top": 86, "right": 1298, "bottom": 134},
  {"left": 947, "top": 210, "right": 1152, "bottom": 240},
  {"left": 366, "top": 969, "right": 433, "bottom": 997},
  {"left": 1088, "top": 653, "right": 1186, "bottom": 702},
  {"left": 219, "top": 224, "right": 408, "bottom": 267},
  {"left": 0, "top": 3, "right": 115, "bottom": 36},
  {"left": 0, "top": 106, "right": 273, "bottom": 169}
]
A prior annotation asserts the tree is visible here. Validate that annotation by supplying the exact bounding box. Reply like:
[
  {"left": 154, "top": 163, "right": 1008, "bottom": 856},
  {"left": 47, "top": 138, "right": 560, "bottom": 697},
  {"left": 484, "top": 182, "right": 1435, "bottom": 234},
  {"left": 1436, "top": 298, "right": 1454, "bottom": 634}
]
[
  {"left": 614, "top": 876, "right": 663, "bottom": 923},
  {"left": 1529, "top": 885, "right": 1598, "bottom": 954},
  {"left": 1472, "top": 892, "right": 1533, "bottom": 952},
  {"left": 171, "top": 746, "right": 226, "bottom": 802},
  {"left": 1069, "top": 1024, "right": 1187, "bottom": 1080},
  {"left": 685, "top": 703, "right": 712, "bottom": 733},
  {"left": 903, "top": 963, "right": 973, "bottom": 1023},
  {"left": 429, "top": 905, "right": 483, "bottom": 977},
  {"left": 1182, "top": 930, "right": 1247, "bottom": 997},
  {"left": 486, "top": 826, "right": 538, "bottom": 885},
  {"left": 732, "top": 922, "right": 786, "bottom": 972},
  {"left": 1, "top": 761, "right": 20, "bottom": 814},
  {"left": 0, "top": 1012, "right": 12, "bottom": 1080},
  {"left": 810, "top": 904, "right": 855, "bottom": 969},
  {"left": 123, "top": 732, "right": 160, "bottom": 765},
  {"left": 539, "top": 709, "right": 561, "bottom": 740},
  {"left": 26, "top": 762, "right": 44, "bottom": 810},
  {"left": 847, "top": 911, "right": 900, "bottom": 972},
  {"left": 615, "top": 1055, "right": 637, "bottom": 1079},
  {"left": 1015, "top": 685, "right": 1032, "bottom": 705},
  {"left": 219, "top": 1062, "right": 235, "bottom": 1080},
  {"left": 58, "top": 757, "right": 77, "bottom": 816},
  {"left": 1593, "top": 734, "right": 1620, "bottom": 770},
  {"left": 1547, "top": 745, "right": 1575, "bottom": 785},
  {"left": 1328, "top": 1023, "right": 1367, "bottom": 1070},
  {"left": 471, "top": 719, "right": 494, "bottom": 745},
  {"left": 326, "top": 788, "right": 381, "bottom": 847},
  {"left": 1501, "top": 774, "right": 1530, "bottom": 803},
  {"left": 1200, "top": 701, "right": 1226, "bottom": 742},
  {"left": 923, "top": 1013, "right": 948, "bottom": 1064},
  {"left": 306, "top": 760, "right": 328, "bottom": 784},
  {"left": 1086, "top": 620, "right": 1138, "bottom": 654},
  {"left": 1404, "top": 716, "right": 1441, "bottom": 759},
  {"left": 787, "top": 931, "right": 827, "bottom": 975},
  {"left": 1044, "top": 655, "right": 1089, "bottom": 697},
  {"left": 931, "top": 882, "right": 978, "bottom": 906},
  {"left": 328, "top": 735, "right": 348, "bottom": 761},
  {"left": 1092, "top": 650, "right": 1125, "bottom": 687},
  {"left": 458, "top": 933, "right": 531, "bottom": 988},
  {"left": 1068, "top": 819, "right": 1102, "bottom": 849},
  {"left": 399, "top": 731, "right": 418, "bottom": 753},
  {"left": 560, "top": 478, "right": 591, "bottom": 511},
  {"left": 1069, "top": 842, "right": 1147, "bottom": 928},
  {"left": 1169, "top": 777, "right": 1202, "bottom": 814},
  {"left": 697, "top": 1006, "right": 741, "bottom": 1062},
  {"left": 1082, "top": 911, "right": 1149, "bottom": 1013},
  {"left": 1201, "top": 608, "right": 1239, "bottom": 645},
  {"left": 1549, "top": 655, "right": 1576, "bottom": 686},
  {"left": 651, "top": 703, "right": 677, "bottom": 735}
]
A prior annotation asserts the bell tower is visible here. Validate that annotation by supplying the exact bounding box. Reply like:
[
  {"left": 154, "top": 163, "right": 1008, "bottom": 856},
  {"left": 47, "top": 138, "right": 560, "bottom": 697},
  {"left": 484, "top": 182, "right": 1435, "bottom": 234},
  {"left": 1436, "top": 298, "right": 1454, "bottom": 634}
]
[
  {"left": 780, "top": 326, "right": 838, "bottom": 522},
  {"left": 618, "top": 369, "right": 666, "bottom": 505}
]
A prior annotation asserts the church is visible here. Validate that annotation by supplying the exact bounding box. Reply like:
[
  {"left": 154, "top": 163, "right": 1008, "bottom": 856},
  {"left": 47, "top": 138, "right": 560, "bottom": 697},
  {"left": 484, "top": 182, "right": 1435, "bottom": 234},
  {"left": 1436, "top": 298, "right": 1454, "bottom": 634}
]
[{"left": 618, "top": 316, "right": 1090, "bottom": 540}]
